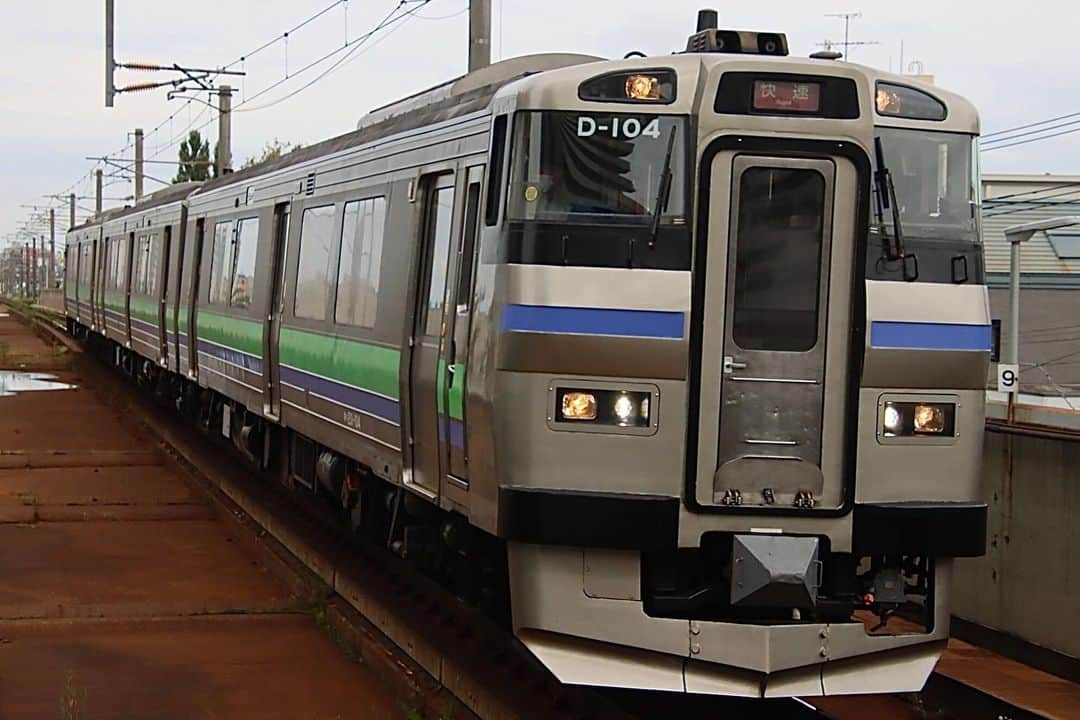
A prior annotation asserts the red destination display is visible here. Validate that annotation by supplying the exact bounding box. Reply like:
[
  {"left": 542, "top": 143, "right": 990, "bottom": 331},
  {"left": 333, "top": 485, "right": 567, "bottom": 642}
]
[{"left": 752, "top": 80, "right": 821, "bottom": 113}]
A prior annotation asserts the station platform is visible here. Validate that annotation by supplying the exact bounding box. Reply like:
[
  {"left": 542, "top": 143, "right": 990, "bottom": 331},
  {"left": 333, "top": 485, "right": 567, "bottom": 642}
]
[{"left": 0, "top": 309, "right": 403, "bottom": 718}]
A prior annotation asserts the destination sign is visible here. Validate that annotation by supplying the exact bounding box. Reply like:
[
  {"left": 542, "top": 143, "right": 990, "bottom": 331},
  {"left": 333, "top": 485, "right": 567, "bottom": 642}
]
[{"left": 752, "top": 80, "right": 821, "bottom": 113}]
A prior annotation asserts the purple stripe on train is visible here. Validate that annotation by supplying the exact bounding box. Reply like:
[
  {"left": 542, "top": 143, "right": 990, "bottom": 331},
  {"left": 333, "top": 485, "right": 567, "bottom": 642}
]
[
  {"left": 279, "top": 364, "right": 400, "bottom": 426},
  {"left": 197, "top": 339, "right": 263, "bottom": 374}
]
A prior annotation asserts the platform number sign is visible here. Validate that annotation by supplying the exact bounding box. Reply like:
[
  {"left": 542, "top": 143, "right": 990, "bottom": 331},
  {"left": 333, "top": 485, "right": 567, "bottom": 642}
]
[{"left": 997, "top": 364, "right": 1019, "bottom": 394}]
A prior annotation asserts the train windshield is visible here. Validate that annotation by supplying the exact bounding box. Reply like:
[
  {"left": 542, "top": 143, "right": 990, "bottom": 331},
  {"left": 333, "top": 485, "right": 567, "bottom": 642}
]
[
  {"left": 507, "top": 112, "right": 687, "bottom": 223},
  {"left": 873, "top": 127, "right": 980, "bottom": 241}
]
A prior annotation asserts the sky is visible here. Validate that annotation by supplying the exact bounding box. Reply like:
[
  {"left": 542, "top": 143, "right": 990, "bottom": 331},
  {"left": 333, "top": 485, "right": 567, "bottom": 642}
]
[{"left": 2, "top": 0, "right": 1078, "bottom": 243}]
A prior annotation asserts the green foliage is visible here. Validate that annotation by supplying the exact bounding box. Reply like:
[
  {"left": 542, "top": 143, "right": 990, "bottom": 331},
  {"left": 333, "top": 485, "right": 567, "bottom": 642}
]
[
  {"left": 173, "top": 130, "right": 215, "bottom": 183},
  {"left": 241, "top": 138, "right": 302, "bottom": 170}
]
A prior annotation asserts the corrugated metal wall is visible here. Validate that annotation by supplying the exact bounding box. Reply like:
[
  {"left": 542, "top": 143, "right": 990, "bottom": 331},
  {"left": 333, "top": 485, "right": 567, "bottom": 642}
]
[{"left": 981, "top": 177, "right": 1080, "bottom": 276}]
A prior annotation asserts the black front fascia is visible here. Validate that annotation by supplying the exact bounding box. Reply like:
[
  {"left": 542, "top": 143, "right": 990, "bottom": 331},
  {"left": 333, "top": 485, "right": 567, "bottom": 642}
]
[
  {"left": 498, "top": 488, "right": 679, "bottom": 550},
  {"left": 501, "top": 221, "right": 691, "bottom": 269},
  {"left": 685, "top": 136, "right": 871, "bottom": 516},
  {"left": 853, "top": 502, "right": 988, "bottom": 557},
  {"left": 867, "top": 238, "right": 985, "bottom": 285}
]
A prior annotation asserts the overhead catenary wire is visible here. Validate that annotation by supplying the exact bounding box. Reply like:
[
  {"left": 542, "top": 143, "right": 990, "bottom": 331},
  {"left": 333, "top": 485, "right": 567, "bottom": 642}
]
[
  {"left": 981, "top": 117, "right": 1080, "bottom": 147},
  {"left": 234, "top": 0, "right": 433, "bottom": 114},
  {"left": 982, "top": 110, "right": 1080, "bottom": 139},
  {"left": 981, "top": 124, "right": 1080, "bottom": 152},
  {"left": 25, "top": 0, "right": 365, "bottom": 235}
]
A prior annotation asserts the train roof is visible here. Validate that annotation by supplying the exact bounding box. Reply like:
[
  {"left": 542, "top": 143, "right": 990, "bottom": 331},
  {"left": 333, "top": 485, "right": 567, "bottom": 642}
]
[
  {"left": 194, "top": 53, "right": 601, "bottom": 197},
  {"left": 67, "top": 181, "right": 201, "bottom": 237}
]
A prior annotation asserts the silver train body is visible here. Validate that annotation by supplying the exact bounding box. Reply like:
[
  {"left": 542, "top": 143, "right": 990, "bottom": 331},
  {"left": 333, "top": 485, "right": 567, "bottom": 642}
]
[{"left": 64, "top": 23, "right": 990, "bottom": 698}]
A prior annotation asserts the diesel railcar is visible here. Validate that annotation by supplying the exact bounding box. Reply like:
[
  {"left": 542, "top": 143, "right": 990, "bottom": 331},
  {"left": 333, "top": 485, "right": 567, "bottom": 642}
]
[{"left": 65, "top": 13, "right": 991, "bottom": 697}]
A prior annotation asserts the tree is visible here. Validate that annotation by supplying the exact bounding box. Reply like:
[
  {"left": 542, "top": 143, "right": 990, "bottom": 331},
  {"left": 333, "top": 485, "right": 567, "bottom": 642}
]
[
  {"left": 241, "top": 138, "right": 302, "bottom": 170},
  {"left": 173, "top": 130, "right": 215, "bottom": 183}
]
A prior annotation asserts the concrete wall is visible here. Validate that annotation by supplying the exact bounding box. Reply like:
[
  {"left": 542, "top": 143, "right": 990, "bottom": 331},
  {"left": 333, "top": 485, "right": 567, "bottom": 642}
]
[
  {"left": 952, "top": 430, "right": 1080, "bottom": 659},
  {"left": 987, "top": 287, "right": 1080, "bottom": 392}
]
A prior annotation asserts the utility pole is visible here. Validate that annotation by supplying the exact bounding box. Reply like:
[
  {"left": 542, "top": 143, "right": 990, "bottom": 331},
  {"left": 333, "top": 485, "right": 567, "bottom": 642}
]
[
  {"left": 31, "top": 238, "right": 38, "bottom": 298},
  {"left": 48, "top": 209, "right": 55, "bottom": 289},
  {"left": 134, "top": 127, "right": 144, "bottom": 201},
  {"left": 105, "top": 0, "right": 115, "bottom": 107},
  {"left": 217, "top": 85, "right": 232, "bottom": 175},
  {"left": 69, "top": 193, "right": 76, "bottom": 228},
  {"left": 468, "top": 0, "right": 491, "bottom": 72},
  {"left": 23, "top": 243, "right": 29, "bottom": 297},
  {"left": 95, "top": 169, "right": 103, "bottom": 215}
]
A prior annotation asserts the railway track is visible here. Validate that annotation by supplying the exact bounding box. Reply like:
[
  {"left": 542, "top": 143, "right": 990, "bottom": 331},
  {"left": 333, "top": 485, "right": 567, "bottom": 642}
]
[{"left": 11, "top": 301, "right": 1054, "bottom": 720}]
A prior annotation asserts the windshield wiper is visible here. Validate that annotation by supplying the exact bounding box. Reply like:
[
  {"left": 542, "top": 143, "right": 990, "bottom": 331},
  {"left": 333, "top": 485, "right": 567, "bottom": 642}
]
[
  {"left": 874, "top": 137, "right": 918, "bottom": 281},
  {"left": 649, "top": 127, "right": 678, "bottom": 249},
  {"left": 873, "top": 137, "right": 904, "bottom": 261}
]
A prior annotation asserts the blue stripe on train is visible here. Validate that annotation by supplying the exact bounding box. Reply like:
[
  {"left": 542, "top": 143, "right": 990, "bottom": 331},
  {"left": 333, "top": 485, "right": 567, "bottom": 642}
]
[
  {"left": 870, "top": 321, "right": 992, "bottom": 352},
  {"left": 501, "top": 304, "right": 685, "bottom": 340}
]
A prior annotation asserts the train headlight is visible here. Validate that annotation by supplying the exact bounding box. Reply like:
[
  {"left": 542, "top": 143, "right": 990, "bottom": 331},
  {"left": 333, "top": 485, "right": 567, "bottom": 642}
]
[
  {"left": 883, "top": 404, "right": 903, "bottom": 435},
  {"left": 560, "top": 391, "right": 597, "bottom": 421},
  {"left": 880, "top": 400, "right": 956, "bottom": 438},
  {"left": 614, "top": 394, "right": 635, "bottom": 422}
]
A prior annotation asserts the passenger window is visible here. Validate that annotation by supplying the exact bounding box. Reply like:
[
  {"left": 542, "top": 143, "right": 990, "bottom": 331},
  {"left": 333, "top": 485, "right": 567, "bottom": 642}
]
[
  {"left": 146, "top": 234, "right": 161, "bottom": 296},
  {"left": 294, "top": 205, "right": 336, "bottom": 320},
  {"left": 484, "top": 115, "right": 507, "bottom": 226},
  {"left": 116, "top": 237, "right": 129, "bottom": 290},
  {"left": 231, "top": 218, "right": 259, "bottom": 308},
  {"left": 207, "top": 221, "right": 233, "bottom": 304},
  {"left": 457, "top": 178, "right": 482, "bottom": 313},
  {"left": 423, "top": 185, "right": 456, "bottom": 336},
  {"left": 731, "top": 167, "right": 825, "bottom": 352},
  {"left": 133, "top": 235, "right": 150, "bottom": 294},
  {"left": 335, "top": 197, "right": 386, "bottom": 328}
]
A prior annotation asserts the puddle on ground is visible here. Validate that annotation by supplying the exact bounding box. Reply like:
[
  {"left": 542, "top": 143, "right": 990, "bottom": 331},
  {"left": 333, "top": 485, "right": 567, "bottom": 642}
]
[{"left": 0, "top": 372, "right": 75, "bottom": 397}]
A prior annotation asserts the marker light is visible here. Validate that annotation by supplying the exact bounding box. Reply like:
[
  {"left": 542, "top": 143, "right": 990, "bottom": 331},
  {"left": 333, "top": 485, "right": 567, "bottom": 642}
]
[
  {"left": 876, "top": 87, "right": 901, "bottom": 115},
  {"left": 578, "top": 69, "right": 676, "bottom": 103},
  {"left": 626, "top": 74, "right": 661, "bottom": 101},
  {"left": 914, "top": 404, "right": 946, "bottom": 434},
  {"left": 875, "top": 82, "right": 947, "bottom": 121},
  {"left": 561, "top": 391, "right": 597, "bottom": 421}
]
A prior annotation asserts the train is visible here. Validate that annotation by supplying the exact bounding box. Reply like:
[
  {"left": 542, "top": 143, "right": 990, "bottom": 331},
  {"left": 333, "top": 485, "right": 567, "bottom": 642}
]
[{"left": 64, "top": 10, "right": 991, "bottom": 698}]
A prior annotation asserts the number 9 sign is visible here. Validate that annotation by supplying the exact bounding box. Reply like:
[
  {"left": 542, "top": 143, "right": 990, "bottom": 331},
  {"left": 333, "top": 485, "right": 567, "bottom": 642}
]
[{"left": 997, "top": 363, "right": 1019, "bottom": 394}]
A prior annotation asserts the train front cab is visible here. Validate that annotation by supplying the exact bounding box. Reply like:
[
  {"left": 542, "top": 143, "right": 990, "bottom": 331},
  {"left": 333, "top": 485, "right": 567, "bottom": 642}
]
[{"left": 491, "top": 57, "right": 989, "bottom": 696}]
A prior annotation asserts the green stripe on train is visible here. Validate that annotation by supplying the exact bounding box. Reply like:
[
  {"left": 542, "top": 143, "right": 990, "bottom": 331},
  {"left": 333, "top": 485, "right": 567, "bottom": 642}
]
[
  {"left": 196, "top": 311, "right": 263, "bottom": 356},
  {"left": 130, "top": 296, "right": 157, "bottom": 325},
  {"left": 279, "top": 327, "right": 401, "bottom": 402},
  {"left": 192, "top": 314, "right": 465, "bottom": 421}
]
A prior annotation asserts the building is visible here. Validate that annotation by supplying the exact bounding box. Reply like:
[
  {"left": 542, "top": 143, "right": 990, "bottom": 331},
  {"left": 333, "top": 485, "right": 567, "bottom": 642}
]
[{"left": 981, "top": 174, "right": 1080, "bottom": 395}]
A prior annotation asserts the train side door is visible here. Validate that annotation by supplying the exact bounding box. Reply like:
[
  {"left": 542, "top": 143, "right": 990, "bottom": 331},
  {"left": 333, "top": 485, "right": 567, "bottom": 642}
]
[
  {"left": 696, "top": 153, "right": 855, "bottom": 511},
  {"left": 444, "top": 166, "right": 484, "bottom": 485},
  {"left": 123, "top": 232, "right": 134, "bottom": 346},
  {"left": 93, "top": 235, "right": 104, "bottom": 330},
  {"left": 186, "top": 219, "right": 205, "bottom": 378},
  {"left": 169, "top": 221, "right": 186, "bottom": 372},
  {"left": 158, "top": 226, "right": 172, "bottom": 364},
  {"left": 407, "top": 173, "right": 458, "bottom": 498},
  {"left": 263, "top": 203, "right": 290, "bottom": 419}
]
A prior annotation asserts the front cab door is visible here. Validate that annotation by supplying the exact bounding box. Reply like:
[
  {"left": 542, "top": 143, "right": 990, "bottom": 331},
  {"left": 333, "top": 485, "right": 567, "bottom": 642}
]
[{"left": 696, "top": 152, "right": 856, "bottom": 511}]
